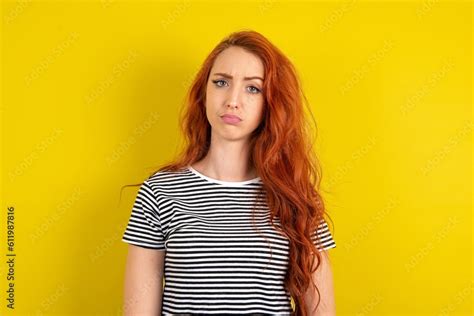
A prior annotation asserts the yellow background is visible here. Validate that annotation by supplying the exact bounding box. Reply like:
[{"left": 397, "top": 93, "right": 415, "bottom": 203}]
[{"left": 1, "top": 0, "right": 472, "bottom": 315}]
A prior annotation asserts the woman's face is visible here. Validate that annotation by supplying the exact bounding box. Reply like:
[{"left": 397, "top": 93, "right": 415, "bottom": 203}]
[{"left": 205, "top": 46, "right": 265, "bottom": 142}]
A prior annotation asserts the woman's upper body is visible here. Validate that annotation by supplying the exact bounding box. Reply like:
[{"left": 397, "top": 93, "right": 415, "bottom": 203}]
[{"left": 122, "top": 166, "right": 336, "bottom": 315}]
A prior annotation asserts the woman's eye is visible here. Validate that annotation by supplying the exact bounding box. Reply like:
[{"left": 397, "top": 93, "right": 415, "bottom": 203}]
[
  {"left": 248, "top": 86, "right": 261, "bottom": 94},
  {"left": 212, "top": 79, "right": 227, "bottom": 87}
]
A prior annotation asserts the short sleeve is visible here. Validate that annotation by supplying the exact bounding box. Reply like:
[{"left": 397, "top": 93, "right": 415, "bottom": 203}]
[
  {"left": 311, "top": 218, "right": 337, "bottom": 252},
  {"left": 121, "top": 180, "right": 166, "bottom": 250}
]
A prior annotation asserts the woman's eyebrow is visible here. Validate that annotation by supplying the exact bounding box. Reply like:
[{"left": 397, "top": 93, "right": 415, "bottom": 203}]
[{"left": 212, "top": 72, "right": 264, "bottom": 81}]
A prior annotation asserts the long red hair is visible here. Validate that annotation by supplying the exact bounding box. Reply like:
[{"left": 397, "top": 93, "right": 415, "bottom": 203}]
[{"left": 122, "top": 29, "right": 335, "bottom": 315}]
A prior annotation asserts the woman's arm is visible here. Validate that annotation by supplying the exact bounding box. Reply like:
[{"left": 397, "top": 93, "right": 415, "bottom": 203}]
[
  {"left": 304, "top": 250, "right": 336, "bottom": 316},
  {"left": 123, "top": 244, "right": 166, "bottom": 315}
]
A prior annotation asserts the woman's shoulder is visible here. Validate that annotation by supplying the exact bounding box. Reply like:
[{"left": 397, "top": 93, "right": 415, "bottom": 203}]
[{"left": 145, "top": 166, "right": 191, "bottom": 187}]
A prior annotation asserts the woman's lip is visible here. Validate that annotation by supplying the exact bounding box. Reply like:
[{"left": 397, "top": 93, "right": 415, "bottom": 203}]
[
  {"left": 221, "top": 114, "right": 242, "bottom": 124},
  {"left": 221, "top": 114, "right": 242, "bottom": 120}
]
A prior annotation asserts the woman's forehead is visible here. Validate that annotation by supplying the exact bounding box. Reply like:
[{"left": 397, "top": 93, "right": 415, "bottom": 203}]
[{"left": 212, "top": 47, "right": 264, "bottom": 77}]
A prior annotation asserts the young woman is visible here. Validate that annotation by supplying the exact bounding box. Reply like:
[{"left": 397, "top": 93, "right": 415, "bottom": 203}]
[{"left": 121, "top": 29, "right": 337, "bottom": 316}]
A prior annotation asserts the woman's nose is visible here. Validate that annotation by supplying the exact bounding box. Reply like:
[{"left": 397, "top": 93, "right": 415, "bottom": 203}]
[{"left": 227, "top": 84, "right": 243, "bottom": 107}]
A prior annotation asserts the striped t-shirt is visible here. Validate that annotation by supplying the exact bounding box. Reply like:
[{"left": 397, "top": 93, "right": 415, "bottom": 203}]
[{"left": 122, "top": 165, "right": 336, "bottom": 315}]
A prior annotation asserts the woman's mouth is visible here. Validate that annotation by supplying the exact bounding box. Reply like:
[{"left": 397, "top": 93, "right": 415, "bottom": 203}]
[{"left": 221, "top": 114, "right": 242, "bottom": 125}]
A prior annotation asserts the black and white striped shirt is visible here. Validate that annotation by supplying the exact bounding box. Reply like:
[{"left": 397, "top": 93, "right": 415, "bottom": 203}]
[{"left": 122, "top": 165, "right": 336, "bottom": 315}]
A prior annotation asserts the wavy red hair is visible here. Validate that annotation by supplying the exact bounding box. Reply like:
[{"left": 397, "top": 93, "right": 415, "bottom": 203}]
[{"left": 122, "top": 29, "right": 335, "bottom": 315}]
